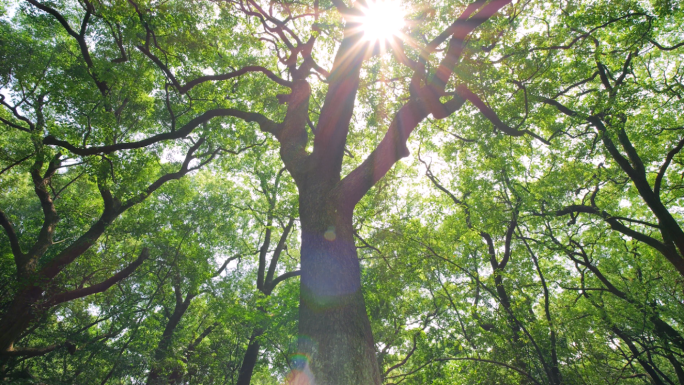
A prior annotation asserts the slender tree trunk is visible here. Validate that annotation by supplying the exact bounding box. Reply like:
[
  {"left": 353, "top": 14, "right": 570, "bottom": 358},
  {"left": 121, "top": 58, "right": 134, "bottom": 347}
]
[
  {"left": 492, "top": 274, "right": 532, "bottom": 384},
  {"left": 147, "top": 297, "right": 192, "bottom": 385},
  {"left": 235, "top": 328, "right": 263, "bottom": 385},
  {"left": 666, "top": 352, "right": 684, "bottom": 385},
  {"left": 294, "top": 191, "right": 380, "bottom": 385},
  {"left": 612, "top": 326, "right": 667, "bottom": 385}
]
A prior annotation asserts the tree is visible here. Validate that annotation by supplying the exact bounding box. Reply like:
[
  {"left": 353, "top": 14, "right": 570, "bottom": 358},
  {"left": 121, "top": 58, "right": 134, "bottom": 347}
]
[
  {"left": 235, "top": 165, "right": 299, "bottom": 385},
  {"left": 2, "top": 0, "right": 684, "bottom": 384},
  {"left": 2, "top": 0, "right": 530, "bottom": 382},
  {"left": 0, "top": 0, "right": 234, "bottom": 356}
]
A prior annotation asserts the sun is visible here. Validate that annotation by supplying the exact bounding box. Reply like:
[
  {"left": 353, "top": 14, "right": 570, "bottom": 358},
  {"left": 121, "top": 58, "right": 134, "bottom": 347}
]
[{"left": 360, "top": 1, "right": 405, "bottom": 42}]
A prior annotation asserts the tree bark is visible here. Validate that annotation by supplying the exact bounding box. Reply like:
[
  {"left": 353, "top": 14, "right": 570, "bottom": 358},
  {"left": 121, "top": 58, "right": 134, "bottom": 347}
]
[
  {"left": 236, "top": 328, "right": 263, "bottom": 385},
  {"left": 0, "top": 249, "right": 148, "bottom": 355},
  {"left": 293, "top": 191, "right": 380, "bottom": 385},
  {"left": 0, "top": 286, "right": 43, "bottom": 353},
  {"left": 146, "top": 293, "right": 193, "bottom": 385}
]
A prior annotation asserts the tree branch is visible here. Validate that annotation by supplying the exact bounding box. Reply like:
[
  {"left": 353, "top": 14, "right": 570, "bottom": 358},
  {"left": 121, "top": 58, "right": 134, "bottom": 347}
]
[
  {"left": 265, "top": 217, "right": 295, "bottom": 289},
  {"left": 0, "top": 94, "right": 36, "bottom": 131},
  {"left": 178, "top": 66, "right": 293, "bottom": 93},
  {"left": 267, "top": 270, "right": 300, "bottom": 292},
  {"left": 43, "top": 248, "right": 149, "bottom": 307},
  {"left": 456, "top": 85, "right": 549, "bottom": 144},
  {"left": 137, "top": 44, "right": 292, "bottom": 92},
  {"left": 430, "top": 0, "right": 511, "bottom": 88},
  {"left": 0, "top": 116, "right": 33, "bottom": 133},
  {"left": 37, "top": 187, "right": 120, "bottom": 280},
  {"left": 650, "top": 39, "right": 684, "bottom": 51},
  {"left": 0, "top": 209, "right": 24, "bottom": 260},
  {"left": 275, "top": 81, "right": 311, "bottom": 182},
  {"left": 556, "top": 205, "right": 684, "bottom": 273},
  {"left": 385, "top": 356, "right": 541, "bottom": 385},
  {"left": 214, "top": 254, "right": 241, "bottom": 278},
  {"left": 21, "top": 154, "right": 62, "bottom": 272},
  {"left": 1, "top": 342, "right": 67, "bottom": 358},
  {"left": 337, "top": 99, "right": 428, "bottom": 210},
  {"left": 654, "top": 136, "right": 684, "bottom": 198},
  {"left": 499, "top": 210, "right": 518, "bottom": 270},
  {"left": 0, "top": 152, "right": 36, "bottom": 177},
  {"left": 43, "top": 108, "right": 280, "bottom": 155},
  {"left": 382, "top": 334, "right": 418, "bottom": 378},
  {"left": 187, "top": 322, "right": 218, "bottom": 353},
  {"left": 26, "top": 0, "right": 108, "bottom": 95},
  {"left": 332, "top": 0, "right": 514, "bottom": 211},
  {"left": 309, "top": 21, "right": 368, "bottom": 181},
  {"left": 121, "top": 138, "right": 209, "bottom": 210}
]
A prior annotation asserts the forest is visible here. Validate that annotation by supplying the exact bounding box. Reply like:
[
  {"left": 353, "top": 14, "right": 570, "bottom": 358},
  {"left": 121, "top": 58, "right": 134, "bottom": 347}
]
[{"left": 0, "top": 0, "right": 683, "bottom": 384}]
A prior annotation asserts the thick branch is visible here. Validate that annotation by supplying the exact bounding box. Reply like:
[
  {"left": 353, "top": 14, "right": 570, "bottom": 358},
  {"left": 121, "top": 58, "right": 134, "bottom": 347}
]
[
  {"left": 338, "top": 99, "right": 428, "bottom": 210},
  {"left": 557, "top": 205, "right": 668, "bottom": 254},
  {"left": 499, "top": 211, "right": 518, "bottom": 270},
  {"left": 650, "top": 39, "right": 684, "bottom": 51},
  {"left": 431, "top": 0, "right": 511, "bottom": 88},
  {"left": 265, "top": 217, "right": 295, "bottom": 289},
  {"left": 616, "top": 127, "right": 646, "bottom": 176},
  {"left": 0, "top": 116, "right": 33, "bottom": 132},
  {"left": 457, "top": 86, "right": 549, "bottom": 144},
  {"left": 537, "top": 96, "right": 579, "bottom": 117},
  {"left": 276, "top": 81, "right": 311, "bottom": 181},
  {"left": 256, "top": 215, "right": 273, "bottom": 292},
  {"left": 596, "top": 62, "right": 613, "bottom": 92},
  {"left": 330, "top": 0, "right": 350, "bottom": 15},
  {"left": 655, "top": 136, "right": 684, "bottom": 197},
  {"left": 267, "top": 270, "right": 300, "bottom": 292},
  {"left": 542, "top": 97, "right": 684, "bottom": 271},
  {"left": 26, "top": 0, "right": 108, "bottom": 95},
  {"left": 37, "top": 187, "right": 121, "bottom": 281},
  {"left": 310, "top": 26, "right": 367, "bottom": 181},
  {"left": 178, "top": 66, "right": 293, "bottom": 93},
  {"left": 43, "top": 248, "right": 149, "bottom": 307},
  {"left": 137, "top": 44, "right": 292, "bottom": 92},
  {"left": 187, "top": 323, "right": 218, "bottom": 353},
  {"left": 425, "top": 0, "right": 487, "bottom": 53},
  {"left": 37, "top": 141, "right": 207, "bottom": 281},
  {"left": 214, "top": 254, "right": 241, "bottom": 278},
  {"left": 20, "top": 154, "right": 62, "bottom": 274},
  {"left": 1, "top": 343, "right": 64, "bottom": 358},
  {"left": 0, "top": 209, "right": 24, "bottom": 261},
  {"left": 43, "top": 109, "right": 280, "bottom": 156},
  {"left": 334, "top": 1, "right": 514, "bottom": 210},
  {"left": 592, "top": 118, "right": 684, "bottom": 262}
]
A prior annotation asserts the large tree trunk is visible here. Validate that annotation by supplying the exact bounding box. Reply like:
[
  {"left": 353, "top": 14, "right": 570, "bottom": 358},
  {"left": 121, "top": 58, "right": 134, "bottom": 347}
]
[
  {"left": 293, "top": 191, "right": 380, "bottom": 385},
  {"left": 0, "top": 286, "right": 43, "bottom": 353}
]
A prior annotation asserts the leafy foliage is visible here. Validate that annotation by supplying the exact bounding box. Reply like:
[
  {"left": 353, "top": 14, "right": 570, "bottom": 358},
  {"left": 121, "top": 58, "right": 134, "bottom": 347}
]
[{"left": 1, "top": 0, "right": 683, "bottom": 384}]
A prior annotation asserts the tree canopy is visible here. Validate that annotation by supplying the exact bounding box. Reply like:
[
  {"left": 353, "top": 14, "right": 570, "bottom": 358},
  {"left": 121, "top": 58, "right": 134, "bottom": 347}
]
[{"left": 1, "top": 0, "right": 683, "bottom": 384}]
